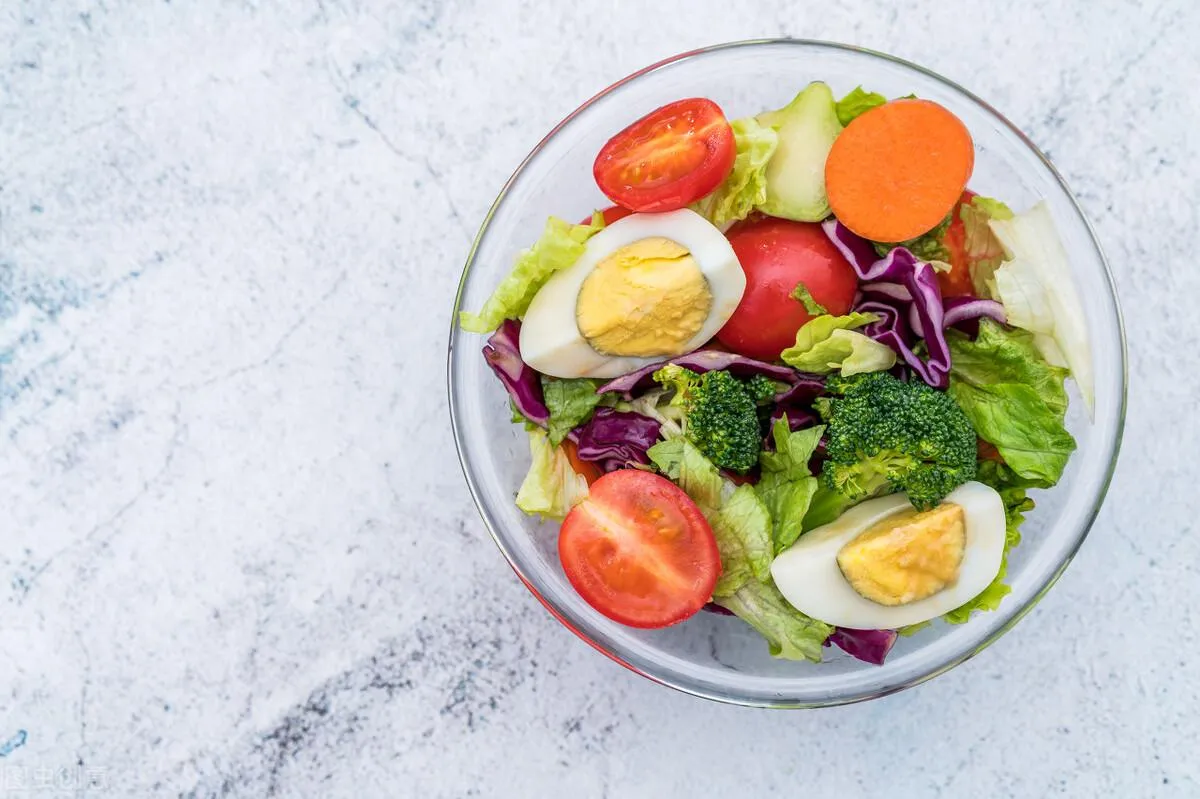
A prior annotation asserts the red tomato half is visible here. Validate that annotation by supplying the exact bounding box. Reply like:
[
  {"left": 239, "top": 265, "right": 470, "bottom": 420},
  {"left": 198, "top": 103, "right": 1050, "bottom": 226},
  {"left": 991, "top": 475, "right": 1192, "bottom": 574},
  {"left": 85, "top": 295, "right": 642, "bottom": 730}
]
[
  {"left": 559, "top": 469, "right": 720, "bottom": 629},
  {"left": 717, "top": 217, "right": 859, "bottom": 361},
  {"left": 593, "top": 98, "right": 736, "bottom": 213},
  {"left": 938, "top": 190, "right": 976, "bottom": 297}
]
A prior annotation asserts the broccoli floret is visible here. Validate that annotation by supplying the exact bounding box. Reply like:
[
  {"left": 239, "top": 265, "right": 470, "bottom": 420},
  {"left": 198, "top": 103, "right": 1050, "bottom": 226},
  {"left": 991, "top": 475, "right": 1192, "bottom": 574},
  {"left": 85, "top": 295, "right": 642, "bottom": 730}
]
[
  {"left": 819, "top": 371, "right": 977, "bottom": 510},
  {"left": 687, "top": 371, "right": 762, "bottom": 472},
  {"left": 744, "top": 374, "right": 778, "bottom": 405},
  {"left": 652, "top": 364, "right": 701, "bottom": 407},
  {"left": 652, "top": 367, "right": 761, "bottom": 473}
]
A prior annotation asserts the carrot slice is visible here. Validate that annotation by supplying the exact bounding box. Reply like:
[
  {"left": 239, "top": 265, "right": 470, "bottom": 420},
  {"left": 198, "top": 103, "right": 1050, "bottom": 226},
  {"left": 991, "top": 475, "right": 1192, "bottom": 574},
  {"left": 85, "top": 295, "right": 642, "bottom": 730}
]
[
  {"left": 563, "top": 439, "right": 604, "bottom": 485},
  {"left": 825, "top": 99, "right": 975, "bottom": 243}
]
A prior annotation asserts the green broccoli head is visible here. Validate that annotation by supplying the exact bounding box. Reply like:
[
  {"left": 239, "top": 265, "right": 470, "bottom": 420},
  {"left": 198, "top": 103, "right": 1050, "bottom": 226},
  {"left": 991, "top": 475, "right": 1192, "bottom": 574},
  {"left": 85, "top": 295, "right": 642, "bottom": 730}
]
[
  {"left": 652, "top": 367, "right": 762, "bottom": 473},
  {"left": 819, "top": 371, "right": 977, "bottom": 510},
  {"left": 652, "top": 364, "right": 701, "bottom": 407},
  {"left": 686, "top": 370, "right": 762, "bottom": 473},
  {"left": 743, "top": 374, "right": 778, "bottom": 405}
]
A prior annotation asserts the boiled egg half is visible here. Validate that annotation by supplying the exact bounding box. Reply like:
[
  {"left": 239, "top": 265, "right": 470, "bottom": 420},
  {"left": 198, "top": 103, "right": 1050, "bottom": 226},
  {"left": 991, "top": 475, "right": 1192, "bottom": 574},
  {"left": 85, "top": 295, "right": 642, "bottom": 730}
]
[
  {"left": 770, "top": 482, "right": 1007, "bottom": 629},
  {"left": 519, "top": 209, "right": 745, "bottom": 378}
]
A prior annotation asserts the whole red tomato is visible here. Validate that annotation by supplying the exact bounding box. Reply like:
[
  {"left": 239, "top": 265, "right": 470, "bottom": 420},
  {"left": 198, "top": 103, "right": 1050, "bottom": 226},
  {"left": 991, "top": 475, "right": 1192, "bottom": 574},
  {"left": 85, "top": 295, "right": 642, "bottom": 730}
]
[{"left": 717, "top": 216, "right": 858, "bottom": 360}]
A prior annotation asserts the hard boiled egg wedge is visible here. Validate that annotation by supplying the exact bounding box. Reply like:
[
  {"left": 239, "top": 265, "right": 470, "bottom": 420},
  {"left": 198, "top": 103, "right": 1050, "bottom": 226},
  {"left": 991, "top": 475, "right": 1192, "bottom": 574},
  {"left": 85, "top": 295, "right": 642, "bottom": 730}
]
[
  {"left": 519, "top": 209, "right": 745, "bottom": 379},
  {"left": 770, "top": 482, "right": 1007, "bottom": 629}
]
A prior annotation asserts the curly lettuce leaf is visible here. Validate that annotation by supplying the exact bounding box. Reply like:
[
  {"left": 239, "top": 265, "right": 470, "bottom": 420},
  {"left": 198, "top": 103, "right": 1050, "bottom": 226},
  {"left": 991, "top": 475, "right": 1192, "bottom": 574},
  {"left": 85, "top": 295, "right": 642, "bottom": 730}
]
[
  {"left": 542, "top": 376, "right": 605, "bottom": 446},
  {"left": 647, "top": 436, "right": 724, "bottom": 515},
  {"left": 716, "top": 578, "right": 834, "bottom": 662},
  {"left": 972, "top": 196, "right": 1013, "bottom": 220},
  {"left": 780, "top": 313, "right": 894, "bottom": 376},
  {"left": 515, "top": 428, "right": 589, "bottom": 520},
  {"left": 873, "top": 212, "right": 953, "bottom": 262},
  {"left": 756, "top": 418, "right": 824, "bottom": 553},
  {"left": 835, "top": 86, "right": 887, "bottom": 126},
  {"left": 943, "top": 460, "right": 1035, "bottom": 623},
  {"left": 459, "top": 214, "right": 604, "bottom": 333},
  {"left": 649, "top": 438, "right": 769, "bottom": 595},
  {"left": 801, "top": 483, "right": 858, "bottom": 532},
  {"left": 962, "top": 195, "right": 1013, "bottom": 297},
  {"left": 988, "top": 202, "right": 1094, "bottom": 415},
  {"left": 947, "top": 320, "right": 1076, "bottom": 487},
  {"left": 650, "top": 434, "right": 831, "bottom": 659},
  {"left": 690, "top": 117, "right": 778, "bottom": 229},
  {"left": 711, "top": 484, "right": 774, "bottom": 597},
  {"left": 894, "top": 461, "right": 1036, "bottom": 634}
]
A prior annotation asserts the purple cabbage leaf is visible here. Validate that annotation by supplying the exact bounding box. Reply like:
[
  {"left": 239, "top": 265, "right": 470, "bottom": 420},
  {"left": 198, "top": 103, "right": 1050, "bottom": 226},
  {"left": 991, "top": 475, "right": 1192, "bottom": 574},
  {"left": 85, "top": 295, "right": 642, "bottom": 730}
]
[
  {"left": 827, "top": 627, "right": 898, "bottom": 666},
  {"left": 573, "top": 408, "right": 662, "bottom": 473}
]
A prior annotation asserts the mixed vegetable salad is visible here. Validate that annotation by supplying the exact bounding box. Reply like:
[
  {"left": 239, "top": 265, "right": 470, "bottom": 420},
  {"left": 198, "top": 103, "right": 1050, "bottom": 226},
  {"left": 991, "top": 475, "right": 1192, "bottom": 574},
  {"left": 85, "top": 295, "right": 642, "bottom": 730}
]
[{"left": 459, "top": 82, "right": 1093, "bottom": 665}]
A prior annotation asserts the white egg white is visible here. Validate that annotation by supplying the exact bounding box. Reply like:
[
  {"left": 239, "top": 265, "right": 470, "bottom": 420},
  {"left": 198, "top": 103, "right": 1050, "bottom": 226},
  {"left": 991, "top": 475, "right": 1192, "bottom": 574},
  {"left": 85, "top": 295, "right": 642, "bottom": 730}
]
[
  {"left": 518, "top": 209, "right": 746, "bottom": 379},
  {"left": 770, "top": 481, "right": 1007, "bottom": 629}
]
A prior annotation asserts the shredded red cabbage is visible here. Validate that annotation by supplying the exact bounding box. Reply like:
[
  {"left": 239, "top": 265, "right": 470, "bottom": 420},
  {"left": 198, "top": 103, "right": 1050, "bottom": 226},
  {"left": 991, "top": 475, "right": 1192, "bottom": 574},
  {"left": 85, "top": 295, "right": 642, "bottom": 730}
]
[
  {"left": 827, "top": 627, "right": 898, "bottom": 665},
  {"left": 768, "top": 407, "right": 819, "bottom": 431},
  {"left": 574, "top": 408, "right": 661, "bottom": 472},
  {"left": 943, "top": 296, "right": 1006, "bottom": 328},
  {"left": 596, "top": 350, "right": 798, "bottom": 399},
  {"left": 483, "top": 320, "right": 550, "bottom": 426},
  {"left": 772, "top": 373, "right": 826, "bottom": 405},
  {"left": 823, "top": 220, "right": 952, "bottom": 389}
]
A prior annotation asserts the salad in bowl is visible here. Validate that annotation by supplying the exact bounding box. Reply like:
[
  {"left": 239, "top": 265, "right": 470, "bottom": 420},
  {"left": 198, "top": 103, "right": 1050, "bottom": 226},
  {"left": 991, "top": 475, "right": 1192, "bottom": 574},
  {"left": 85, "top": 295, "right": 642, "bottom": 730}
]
[{"left": 450, "top": 41, "right": 1123, "bottom": 703}]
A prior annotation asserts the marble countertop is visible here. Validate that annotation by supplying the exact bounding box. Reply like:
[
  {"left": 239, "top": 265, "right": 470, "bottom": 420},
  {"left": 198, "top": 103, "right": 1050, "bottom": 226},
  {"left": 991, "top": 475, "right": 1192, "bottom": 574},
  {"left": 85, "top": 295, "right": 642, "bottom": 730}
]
[{"left": 2, "top": 1, "right": 1196, "bottom": 796}]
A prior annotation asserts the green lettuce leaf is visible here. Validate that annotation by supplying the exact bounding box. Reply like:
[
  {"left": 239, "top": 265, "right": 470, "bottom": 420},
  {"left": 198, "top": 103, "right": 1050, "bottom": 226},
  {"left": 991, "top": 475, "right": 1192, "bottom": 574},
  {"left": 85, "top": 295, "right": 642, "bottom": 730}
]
[
  {"left": 756, "top": 418, "right": 824, "bottom": 552},
  {"left": 459, "top": 214, "right": 604, "bottom": 333},
  {"left": 647, "top": 437, "right": 724, "bottom": 515},
  {"left": 947, "top": 320, "right": 1076, "bottom": 486},
  {"left": 896, "top": 461, "right": 1036, "bottom": 634},
  {"left": 649, "top": 438, "right": 771, "bottom": 596},
  {"left": 509, "top": 399, "right": 540, "bottom": 431},
  {"left": 542, "top": 376, "right": 605, "bottom": 446},
  {"left": 690, "top": 117, "right": 778, "bottom": 229},
  {"left": 759, "top": 419, "right": 824, "bottom": 481},
  {"left": 651, "top": 434, "right": 832, "bottom": 660},
  {"left": 972, "top": 196, "right": 1013, "bottom": 220},
  {"left": 989, "top": 201, "right": 1095, "bottom": 415},
  {"left": 873, "top": 212, "right": 953, "bottom": 262},
  {"left": 515, "top": 428, "right": 589, "bottom": 520},
  {"left": 801, "top": 483, "right": 857, "bottom": 531},
  {"left": 710, "top": 484, "right": 774, "bottom": 597},
  {"left": 716, "top": 578, "right": 834, "bottom": 662},
  {"left": 780, "top": 313, "right": 895, "bottom": 376},
  {"left": 961, "top": 195, "right": 1013, "bottom": 297},
  {"left": 943, "top": 460, "right": 1035, "bottom": 623},
  {"left": 835, "top": 86, "right": 887, "bottom": 126},
  {"left": 790, "top": 282, "right": 827, "bottom": 316}
]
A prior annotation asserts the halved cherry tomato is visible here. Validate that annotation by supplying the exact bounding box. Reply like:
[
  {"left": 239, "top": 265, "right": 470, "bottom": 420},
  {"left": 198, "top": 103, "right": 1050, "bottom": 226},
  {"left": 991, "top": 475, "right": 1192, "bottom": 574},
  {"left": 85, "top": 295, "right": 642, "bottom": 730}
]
[
  {"left": 593, "top": 98, "right": 736, "bottom": 213},
  {"left": 559, "top": 469, "right": 720, "bottom": 628},
  {"left": 716, "top": 216, "right": 859, "bottom": 361},
  {"left": 937, "top": 190, "right": 976, "bottom": 297},
  {"left": 579, "top": 205, "right": 633, "bottom": 227},
  {"left": 977, "top": 439, "right": 1004, "bottom": 463},
  {"left": 563, "top": 439, "right": 604, "bottom": 486}
]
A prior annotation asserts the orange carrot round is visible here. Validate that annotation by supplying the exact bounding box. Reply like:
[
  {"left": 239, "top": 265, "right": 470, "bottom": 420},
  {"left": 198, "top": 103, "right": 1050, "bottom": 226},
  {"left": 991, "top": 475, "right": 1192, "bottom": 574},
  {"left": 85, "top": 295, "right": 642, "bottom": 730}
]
[
  {"left": 563, "top": 439, "right": 604, "bottom": 485},
  {"left": 825, "top": 99, "right": 975, "bottom": 243}
]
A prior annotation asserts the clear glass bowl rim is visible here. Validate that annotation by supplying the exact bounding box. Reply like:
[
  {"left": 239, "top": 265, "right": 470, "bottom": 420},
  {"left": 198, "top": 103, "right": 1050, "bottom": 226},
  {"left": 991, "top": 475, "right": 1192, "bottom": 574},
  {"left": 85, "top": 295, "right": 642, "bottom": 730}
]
[{"left": 446, "top": 38, "right": 1128, "bottom": 708}]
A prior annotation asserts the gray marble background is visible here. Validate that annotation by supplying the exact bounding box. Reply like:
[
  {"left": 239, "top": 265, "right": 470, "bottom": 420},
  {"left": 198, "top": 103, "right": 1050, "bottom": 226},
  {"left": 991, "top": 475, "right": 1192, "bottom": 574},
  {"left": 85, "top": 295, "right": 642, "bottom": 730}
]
[{"left": 1, "top": 1, "right": 1196, "bottom": 796}]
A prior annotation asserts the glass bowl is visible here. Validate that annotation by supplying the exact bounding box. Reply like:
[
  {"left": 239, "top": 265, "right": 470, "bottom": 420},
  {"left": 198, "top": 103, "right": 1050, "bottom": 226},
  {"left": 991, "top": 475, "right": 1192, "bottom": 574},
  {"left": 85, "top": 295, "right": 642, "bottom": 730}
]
[{"left": 447, "top": 40, "right": 1126, "bottom": 707}]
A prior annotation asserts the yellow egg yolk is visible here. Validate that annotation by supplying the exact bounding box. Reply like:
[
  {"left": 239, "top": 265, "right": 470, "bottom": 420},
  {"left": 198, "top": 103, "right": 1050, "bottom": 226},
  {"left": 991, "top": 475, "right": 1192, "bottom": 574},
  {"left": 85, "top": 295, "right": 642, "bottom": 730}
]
[
  {"left": 836, "top": 502, "right": 966, "bottom": 606},
  {"left": 576, "top": 237, "right": 712, "bottom": 357}
]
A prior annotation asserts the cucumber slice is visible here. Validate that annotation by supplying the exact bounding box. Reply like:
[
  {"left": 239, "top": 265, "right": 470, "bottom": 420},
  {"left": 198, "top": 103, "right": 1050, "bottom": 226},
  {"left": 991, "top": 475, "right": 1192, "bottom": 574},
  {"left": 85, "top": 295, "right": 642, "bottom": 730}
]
[{"left": 757, "top": 82, "right": 844, "bottom": 223}]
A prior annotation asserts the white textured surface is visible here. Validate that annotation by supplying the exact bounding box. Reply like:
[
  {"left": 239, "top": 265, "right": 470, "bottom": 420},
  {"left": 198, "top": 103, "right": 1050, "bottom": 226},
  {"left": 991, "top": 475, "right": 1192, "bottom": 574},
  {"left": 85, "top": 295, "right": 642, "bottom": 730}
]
[{"left": 1, "top": 1, "right": 1196, "bottom": 796}]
